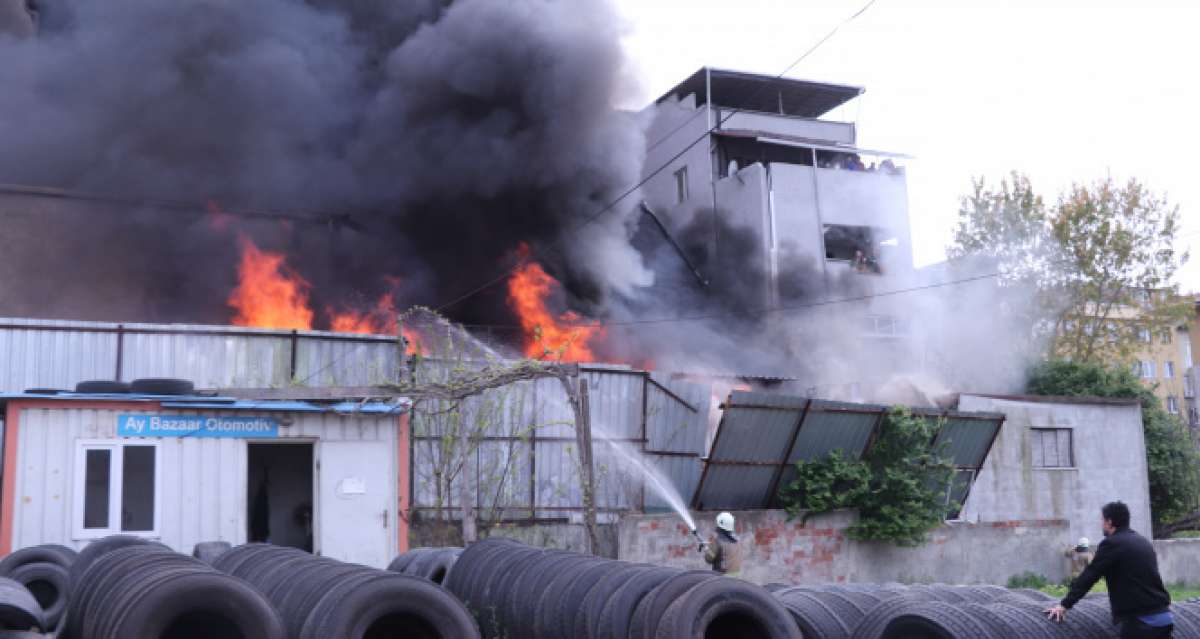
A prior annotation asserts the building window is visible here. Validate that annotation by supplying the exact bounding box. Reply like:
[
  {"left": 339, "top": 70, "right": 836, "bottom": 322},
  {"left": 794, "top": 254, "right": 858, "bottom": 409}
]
[
  {"left": 1161, "top": 329, "right": 1173, "bottom": 345},
  {"left": 1165, "top": 361, "right": 1175, "bottom": 378},
  {"left": 673, "top": 166, "right": 688, "bottom": 204},
  {"left": 1167, "top": 396, "right": 1179, "bottom": 414},
  {"left": 1031, "top": 428, "right": 1073, "bottom": 468},
  {"left": 74, "top": 441, "right": 159, "bottom": 539},
  {"left": 1139, "top": 360, "right": 1156, "bottom": 379},
  {"left": 1186, "top": 372, "right": 1195, "bottom": 398},
  {"left": 1190, "top": 407, "right": 1200, "bottom": 427},
  {"left": 1185, "top": 341, "right": 1194, "bottom": 368},
  {"left": 1106, "top": 322, "right": 1119, "bottom": 344},
  {"left": 1138, "top": 327, "right": 1152, "bottom": 343}
]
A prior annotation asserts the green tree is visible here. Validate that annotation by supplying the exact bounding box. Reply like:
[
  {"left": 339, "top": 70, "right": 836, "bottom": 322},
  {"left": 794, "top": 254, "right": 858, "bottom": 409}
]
[
  {"left": 1026, "top": 359, "right": 1200, "bottom": 532},
  {"left": 950, "top": 174, "right": 1190, "bottom": 363},
  {"left": 779, "top": 408, "right": 957, "bottom": 546}
]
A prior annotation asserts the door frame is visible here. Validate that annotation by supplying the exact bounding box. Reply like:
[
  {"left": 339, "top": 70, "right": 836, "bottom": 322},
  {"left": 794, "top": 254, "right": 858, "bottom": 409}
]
[{"left": 245, "top": 439, "right": 317, "bottom": 550}]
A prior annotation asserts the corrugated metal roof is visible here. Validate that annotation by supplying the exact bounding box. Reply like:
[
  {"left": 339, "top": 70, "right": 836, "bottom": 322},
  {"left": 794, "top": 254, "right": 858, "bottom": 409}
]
[
  {"left": 932, "top": 416, "right": 1002, "bottom": 470},
  {"left": 693, "top": 393, "right": 1006, "bottom": 511},
  {"left": 0, "top": 392, "right": 408, "bottom": 414}
]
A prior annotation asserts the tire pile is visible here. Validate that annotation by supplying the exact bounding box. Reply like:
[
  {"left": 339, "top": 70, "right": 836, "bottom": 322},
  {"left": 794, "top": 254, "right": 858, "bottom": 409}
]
[
  {"left": 770, "top": 583, "right": 1200, "bottom": 639},
  {"left": 213, "top": 543, "right": 479, "bottom": 638},
  {"left": 0, "top": 542, "right": 76, "bottom": 632},
  {"left": 387, "top": 546, "right": 462, "bottom": 585},
  {"left": 440, "top": 537, "right": 800, "bottom": 639},
  {"left": 59, "top": 536, "right": 285, "bottom": 639}
]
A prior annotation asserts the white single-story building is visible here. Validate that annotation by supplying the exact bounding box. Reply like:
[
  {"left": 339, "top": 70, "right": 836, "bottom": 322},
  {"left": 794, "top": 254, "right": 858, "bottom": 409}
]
[
  {"left": 958, "top": 393, "right": 1152, "bottom": 545},
  {"left": 0, "top": 390, "right": 412, "bottom": 568}
]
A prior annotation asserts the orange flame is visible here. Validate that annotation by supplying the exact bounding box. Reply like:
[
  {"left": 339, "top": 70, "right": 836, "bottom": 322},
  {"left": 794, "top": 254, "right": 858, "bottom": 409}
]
[
  {"left": 329, "top": 294, "right": 424, "bottom": 354},
  {"left": 228, "top": 234, "right": 314, "bottom": 330},
  {"left": 507, "top": 251, "right": 603, "bottom": 362}
]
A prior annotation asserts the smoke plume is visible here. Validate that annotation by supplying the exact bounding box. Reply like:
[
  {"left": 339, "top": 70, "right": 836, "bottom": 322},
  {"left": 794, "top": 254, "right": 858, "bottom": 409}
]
[{"left": 0, "top": 0, "right": 648, "bottom": 326}]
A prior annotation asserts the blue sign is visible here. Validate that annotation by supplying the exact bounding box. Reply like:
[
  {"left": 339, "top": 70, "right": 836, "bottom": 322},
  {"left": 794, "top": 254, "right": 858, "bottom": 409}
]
[{"left": 118, "top": 414, "right": 279, "bottom": 439}]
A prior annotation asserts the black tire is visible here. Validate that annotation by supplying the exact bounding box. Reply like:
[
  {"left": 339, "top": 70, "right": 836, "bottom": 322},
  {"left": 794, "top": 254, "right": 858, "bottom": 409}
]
[
  {"left": 67, "top": 535, "right": 157, "bottom": 600},
  {"left": 68, "top": 547, "right": 185, "bottom": 639},
  {"left": 6, "top": 562, "right": 67, "bottom": 630},
  {"left": 533, "top": 557, "right": 607, "bottom": 639},
  {"left": 1066, "top": 599, "right": 1118, "bottom": 638},
  {"left": 881, "top": 601, "right": 1009, "bottom": 639},
  {"left": 73, "top": 380, "right": 131, "bottom": 394},
  {"left": 298, "top": 572, "right": 479, "bottom": 639},
  {"left": 0, "top": 544, "right": 77, "bottom": 576},
  {"left": 128, "top": 377, "right": 195, "bottom": 395},
  {"left": 422, "top": 549, "right": 460, "bottom": 585},
  {"left": 22, "top": 389, "right": 65, "bottom": 395},
  {"left": 508, "top": 551, "right": 579, "bottom": 639},
  {"left": 851, "top": 595, "right": 942, "bottom": 639},
  {"left": 981, "top": 603, "right": 1069, "bottom": 639},
  {"left": 273, "top": 562, "right": 368, "bottom": 639},
  {"left": 103, "top": 569, "right": 286, "bottom": 639},
  {"left": 492, "top": 548, "right": 561, "bottom": 636},
  {"left": 0, "top": 577, "right": 44, "bottom": 632},
  {"left": 774, "top": 590, "right": 852, "bottom": 639},
  {"left": 191, "top": 541, "right": 233, "bottom": 564},
  {"left": 654, "top": 577, "right": 802, "bottom": 639},
  {"left": 595, "top": 567, "right": 679, "bottom": 639},
  {"left": 628, "top": 571, "right": 720, "bottom": 639},
  {"left": 550, "top": 560, "right": 628, "bottom": 639},
  {"left": 573, "top": 563, "right": 653, "bottom": 639}
]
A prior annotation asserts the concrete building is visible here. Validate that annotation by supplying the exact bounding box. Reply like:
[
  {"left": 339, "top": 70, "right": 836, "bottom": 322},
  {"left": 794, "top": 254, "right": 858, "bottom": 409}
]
[
  {"left": 0, "top": 390, "right": 410, "bottom": 567},
  {"left": 1185, "top": 297, "right": 1200, "bottom": 428},
  {"left": 957, "top": 393, "right": 1152, "bottom": 546},
  {"left": 636, "top": 68, "right": 919, "bottom": 389}
]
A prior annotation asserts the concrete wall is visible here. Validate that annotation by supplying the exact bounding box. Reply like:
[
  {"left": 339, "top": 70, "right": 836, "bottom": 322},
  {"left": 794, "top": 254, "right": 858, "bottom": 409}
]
[
  {"left": 957, "top": 395, "right": 1152, "bottom": 546},
  {"left": 1153, "top": 539, "right": 1200, "bottom": 587},
  {"left": 618, "top": 509, "right": 1071, "bottom": 585}
]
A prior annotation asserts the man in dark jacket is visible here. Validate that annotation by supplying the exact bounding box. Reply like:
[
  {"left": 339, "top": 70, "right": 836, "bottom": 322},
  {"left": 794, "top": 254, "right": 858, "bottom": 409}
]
[{"left": 1045, "top": 502, "right": 1173, "bottom": 638}]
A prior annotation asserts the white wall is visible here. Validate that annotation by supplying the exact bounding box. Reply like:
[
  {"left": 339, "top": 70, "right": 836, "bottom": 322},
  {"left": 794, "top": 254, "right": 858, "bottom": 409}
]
[
  {"left": 12, "top": 407, "right": 397, "bottom": 559},
  {"left": 957, "top": 395, "right": 1152, "bottom": 545}
]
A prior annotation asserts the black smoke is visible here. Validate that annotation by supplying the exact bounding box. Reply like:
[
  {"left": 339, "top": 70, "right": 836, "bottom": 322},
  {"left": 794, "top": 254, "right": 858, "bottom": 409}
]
[{"left": 0, "top": 0, "right": 648, "bottom": 333}]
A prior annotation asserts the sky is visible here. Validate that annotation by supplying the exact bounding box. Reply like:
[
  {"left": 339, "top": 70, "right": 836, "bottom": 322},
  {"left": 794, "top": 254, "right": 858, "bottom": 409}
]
[{"left": 612, "top": 0, "right": 1200, "bottom": 292}]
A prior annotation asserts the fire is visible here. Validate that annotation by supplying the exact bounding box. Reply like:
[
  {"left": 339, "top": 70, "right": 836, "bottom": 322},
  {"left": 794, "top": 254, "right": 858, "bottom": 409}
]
[
  {"left": 329, "top": 294, "right": 424, "bottom": 354},
  {"left": 228, "top": 236, "right": 420, "bottom": 352},
  {"left": 228, "top": 235, "right": 314, "bottom": 330},
  {"left": 507, "top": 252, "right": 603, "bottom": 362}
]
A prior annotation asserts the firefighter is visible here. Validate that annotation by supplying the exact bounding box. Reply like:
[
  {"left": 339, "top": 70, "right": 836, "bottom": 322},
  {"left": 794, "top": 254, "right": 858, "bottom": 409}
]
[{"left": 700, "top": 511, "right": 742, "bottom": 577}]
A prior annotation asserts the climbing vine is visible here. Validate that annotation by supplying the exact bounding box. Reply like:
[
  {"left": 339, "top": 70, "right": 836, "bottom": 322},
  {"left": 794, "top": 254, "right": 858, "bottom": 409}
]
[{"left": 779, "top": 407, "right": 957, "bottom": 546}]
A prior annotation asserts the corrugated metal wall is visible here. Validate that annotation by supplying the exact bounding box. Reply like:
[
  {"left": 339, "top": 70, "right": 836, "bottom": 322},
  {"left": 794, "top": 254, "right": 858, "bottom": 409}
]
[
  {"left": 410, "top": 367, "right": 710, "bottom": 521},
  {"left": 11, "top": 407, "right": 396, "bottom": 554},
  {"left": 0, "top": 319, "right": 401, "bottom": 391}
]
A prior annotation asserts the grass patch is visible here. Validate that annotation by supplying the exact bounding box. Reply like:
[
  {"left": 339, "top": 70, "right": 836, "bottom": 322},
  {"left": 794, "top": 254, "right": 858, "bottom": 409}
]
[{"left": 1037, "top": 582, "right": 1200, "bottom": 602}]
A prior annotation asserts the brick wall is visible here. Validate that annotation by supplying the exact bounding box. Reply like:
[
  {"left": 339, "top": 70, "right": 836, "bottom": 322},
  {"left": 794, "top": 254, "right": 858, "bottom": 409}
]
[{"left": 618, "top": 509, "right": 1072, "bottom": 585}]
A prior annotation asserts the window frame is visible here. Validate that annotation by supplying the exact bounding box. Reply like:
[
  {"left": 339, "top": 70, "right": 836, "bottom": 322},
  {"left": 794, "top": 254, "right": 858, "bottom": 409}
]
[
  {"left": 673, "top": 166, "right": 689, "bottom": 205},
  {"left": 1138, "top": 327, "right": 1152, "bottom": 343},
  {"left": 1165, "top": 361, "right": 1175, "bottom": 379},
  {"left": 1140, "top": 360, "right": 1156, "bottom": 379},
  {"left": 1167, "top": 396, "right": 1179, "bottom": 415},
  {"left": 72, "top": 440, "right": 162, "bottom": 540},
  {"left": 1030, "top": 427, "right": 1074, "bottom": 469}
]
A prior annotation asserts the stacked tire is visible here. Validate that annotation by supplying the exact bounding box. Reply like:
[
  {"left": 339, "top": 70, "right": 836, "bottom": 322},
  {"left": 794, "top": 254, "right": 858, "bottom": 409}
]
[
  {"left": 0, "top": 543, "right": 75, "bottom": 632},
  {"left": 213, "top": 543, "right": 479, "bottom": 639},
  {"left": 444, "top": 537, "right": 800, "bottom": 639},
  {"left": 387, "top": 546, "right": 462, "bottom": 585},
  {"left": 772, "top": 583, "right": 1200, "bottom": 639},
  {"left": 60, "top": 538, "right": 284, "bottom": 639}
]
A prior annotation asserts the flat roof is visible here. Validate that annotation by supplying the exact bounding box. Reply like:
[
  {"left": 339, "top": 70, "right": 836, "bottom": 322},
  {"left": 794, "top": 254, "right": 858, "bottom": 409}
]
[
  {"left": 961, "top": 393, "right": 1141, "bottom": 407},
  {"left": 656, "top": 67, "right": 864, "bottom": 118},
  {"left": 0, "top": 392, "right": 409, "bottom": 414}
]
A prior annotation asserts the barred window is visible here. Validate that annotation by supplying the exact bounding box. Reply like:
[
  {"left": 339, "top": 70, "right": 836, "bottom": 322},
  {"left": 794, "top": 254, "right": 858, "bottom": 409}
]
[{"left": 1031, "top": 428, "right": 1073, "bottom": 468}]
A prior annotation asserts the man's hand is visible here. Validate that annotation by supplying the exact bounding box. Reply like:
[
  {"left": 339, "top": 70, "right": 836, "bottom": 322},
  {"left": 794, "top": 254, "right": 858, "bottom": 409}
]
[{"left": 1043, "top": 605, "right": 1067, "bottom": 622}]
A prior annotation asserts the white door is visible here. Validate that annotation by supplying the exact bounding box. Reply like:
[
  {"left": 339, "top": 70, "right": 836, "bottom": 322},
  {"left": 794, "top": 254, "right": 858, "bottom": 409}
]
[{"left": 316, "top": 441, "right": 395, "bottom": 567}]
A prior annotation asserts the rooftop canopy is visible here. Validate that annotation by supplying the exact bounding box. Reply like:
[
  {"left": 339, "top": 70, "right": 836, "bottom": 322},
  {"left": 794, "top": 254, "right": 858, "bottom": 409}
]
[{"left": 656, "top": 67, "right": 864, "bottom": 119}]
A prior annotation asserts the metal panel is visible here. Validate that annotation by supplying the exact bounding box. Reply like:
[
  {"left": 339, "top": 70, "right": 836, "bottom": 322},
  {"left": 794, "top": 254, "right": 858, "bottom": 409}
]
[
  {"left": 694, "top": 464, "right": 777, "bottom": 511},
  {"left": 0, "top": 318, "right": 119, "bottom": 391},
  {"left": 534, "top": 441, "right": 582, "bottom": 519},
  {"left": 932, "top": 416, "right": 1004, "bottom": 470},
  {"left": 709, "top": 391, "right": 807, "bottom": 462},
  {"left": 646, "top": 374, "right": 709, "bottom": 453},
  {"left": 293, "top": 336, "right": 399, "bottom": 387},
  {"left": 121, "top": 325, "right": 291, "bottom": 388},
  {"left": 584, "top": 370, "right": 643, "bottom": 440},
  {"left": 773, "top": 401, "right": 880, "bottom": 501}
]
